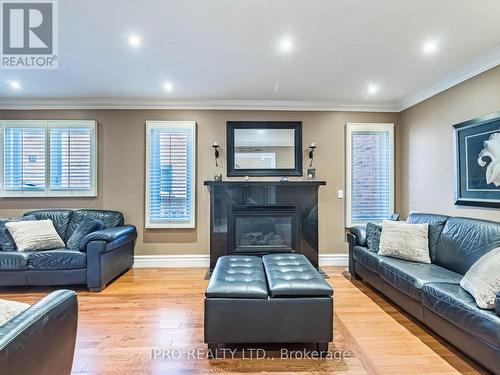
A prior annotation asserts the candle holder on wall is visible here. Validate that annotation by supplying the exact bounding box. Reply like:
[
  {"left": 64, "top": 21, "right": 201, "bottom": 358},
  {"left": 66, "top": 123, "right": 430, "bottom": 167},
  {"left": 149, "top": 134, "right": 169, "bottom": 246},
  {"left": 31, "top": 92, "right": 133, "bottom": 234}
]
[
  {"left": 308, "top": 143, "right": 316, "bottom": 167},
  {"left": 212, "top": 141, "right": 220, "bottom": 167}
]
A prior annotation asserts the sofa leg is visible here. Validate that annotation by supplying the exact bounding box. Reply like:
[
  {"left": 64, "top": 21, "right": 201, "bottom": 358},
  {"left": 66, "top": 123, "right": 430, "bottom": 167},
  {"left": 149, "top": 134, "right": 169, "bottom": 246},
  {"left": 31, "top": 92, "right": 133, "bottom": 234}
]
[
  {"left": 88, "top": 286, "right": 105, "bottom": 292},
  {"left": 316, "top": 342, "right": 329, "bottom": 352}
]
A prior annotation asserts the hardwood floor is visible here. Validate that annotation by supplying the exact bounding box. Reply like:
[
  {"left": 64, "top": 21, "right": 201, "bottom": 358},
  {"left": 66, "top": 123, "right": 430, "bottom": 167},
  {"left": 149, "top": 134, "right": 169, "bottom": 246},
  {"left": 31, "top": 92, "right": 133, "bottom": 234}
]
[{"left": 0, "top": 267, "right": 490, "bottom": 375}]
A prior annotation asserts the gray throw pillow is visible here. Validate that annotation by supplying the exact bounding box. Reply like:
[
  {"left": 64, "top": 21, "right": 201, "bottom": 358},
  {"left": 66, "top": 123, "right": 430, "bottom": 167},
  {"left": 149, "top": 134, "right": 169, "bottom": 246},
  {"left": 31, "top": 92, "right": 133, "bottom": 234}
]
[
  {"left": 460, "top": 247, "right": 500, "bottom": 309},
  {"left": 366, "top": 223, "right": 382, "bottom": 252},
  {"left": 6, "top": 219, "right": 65, "bottom": 252},
  {"left": 67, "top": 218, "right": 104, "bottom": 251},
  {"left": 378, "top": 220, "right": 431, "bottom": 263},
  {"left": 0, "top": 215, "right": 37, "bottom": 252}
]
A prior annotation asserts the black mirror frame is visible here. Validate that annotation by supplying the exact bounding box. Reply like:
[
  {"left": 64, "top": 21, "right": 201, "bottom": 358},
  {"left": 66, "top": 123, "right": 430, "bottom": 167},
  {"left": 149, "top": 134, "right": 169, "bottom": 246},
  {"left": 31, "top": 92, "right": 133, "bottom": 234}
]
[{"left": 226, "top": 121, "right": 303, "bottom": 177}]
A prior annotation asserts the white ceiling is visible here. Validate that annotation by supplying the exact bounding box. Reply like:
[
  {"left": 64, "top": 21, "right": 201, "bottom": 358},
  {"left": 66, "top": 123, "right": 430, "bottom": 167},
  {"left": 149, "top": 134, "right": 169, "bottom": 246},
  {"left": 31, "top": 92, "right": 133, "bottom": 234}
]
[{"left": 1, "top": 0, "right": 500, "bottom": 111}]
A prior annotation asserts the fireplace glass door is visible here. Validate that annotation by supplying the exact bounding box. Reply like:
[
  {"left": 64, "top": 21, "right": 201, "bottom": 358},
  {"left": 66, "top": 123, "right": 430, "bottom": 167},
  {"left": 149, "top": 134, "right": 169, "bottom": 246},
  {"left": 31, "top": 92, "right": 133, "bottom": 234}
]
[{"left": 229, "top": 205, "right": 298, "bottom": 254}]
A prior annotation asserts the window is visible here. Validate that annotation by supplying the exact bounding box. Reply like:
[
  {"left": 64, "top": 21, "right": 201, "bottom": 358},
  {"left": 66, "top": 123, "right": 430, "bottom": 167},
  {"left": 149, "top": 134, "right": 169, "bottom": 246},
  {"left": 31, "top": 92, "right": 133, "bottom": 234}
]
[
  {"left": 346, "top": 123, "right": 394, "bottom": 227},
  {"left": 0, "top": 120, "right": 97, "bottom": 197},
  {"left": 146, "top": 121, "right": 196, "bottom": 228}
]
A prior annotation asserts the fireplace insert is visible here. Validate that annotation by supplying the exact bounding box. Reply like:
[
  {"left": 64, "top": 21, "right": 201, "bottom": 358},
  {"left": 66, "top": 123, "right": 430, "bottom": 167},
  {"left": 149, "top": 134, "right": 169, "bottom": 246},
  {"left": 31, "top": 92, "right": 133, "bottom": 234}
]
[{"left": 229, "top": 205, "right": 299, "bottom": 254}]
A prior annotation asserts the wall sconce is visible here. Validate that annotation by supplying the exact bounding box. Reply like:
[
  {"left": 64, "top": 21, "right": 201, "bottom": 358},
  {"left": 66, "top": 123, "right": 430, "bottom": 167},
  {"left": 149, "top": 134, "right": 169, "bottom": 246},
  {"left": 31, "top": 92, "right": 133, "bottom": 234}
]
[
  {"left": 212, "top": 141, "right": 220, "bottom": 167},
  {"left": 308, "top": 143, "right": 316, "bottom": 167}
]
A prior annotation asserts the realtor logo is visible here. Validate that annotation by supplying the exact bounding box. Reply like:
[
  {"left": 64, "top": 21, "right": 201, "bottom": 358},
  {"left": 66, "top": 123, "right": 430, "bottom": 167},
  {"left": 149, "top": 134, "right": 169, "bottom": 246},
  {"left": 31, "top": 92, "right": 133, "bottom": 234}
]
[{"left": 1, "top": 0, "right": 58, "bottom": 69}]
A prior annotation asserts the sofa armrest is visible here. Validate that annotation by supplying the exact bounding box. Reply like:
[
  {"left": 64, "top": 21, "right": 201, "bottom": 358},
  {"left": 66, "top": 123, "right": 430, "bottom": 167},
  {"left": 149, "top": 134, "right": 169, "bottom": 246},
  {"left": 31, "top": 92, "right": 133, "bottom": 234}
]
[
  {"left": 86, "top": 227, "right": 137, "bottom": 291},
  {"left": 82, "top": 225, "right": 136, "bottom": 246},
  {"left": 0, "top": 290, "right": 78, "bottom": 375},
  {"left": 495, "top": 291, "right": 500, "bottom": 316},
  {"left": 349, "top": 225, "right": 367, "bottom": 247}
]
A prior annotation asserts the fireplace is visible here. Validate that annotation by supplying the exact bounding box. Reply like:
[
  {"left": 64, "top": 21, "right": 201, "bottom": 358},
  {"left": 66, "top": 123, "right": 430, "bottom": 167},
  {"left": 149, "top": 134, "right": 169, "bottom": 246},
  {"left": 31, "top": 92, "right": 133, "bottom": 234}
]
[
  {"left": 204, "top": 181, "right": 326, "bottom": 269},
  {"left": 229, "top": 205, "right": 298, "bottom": 254}
]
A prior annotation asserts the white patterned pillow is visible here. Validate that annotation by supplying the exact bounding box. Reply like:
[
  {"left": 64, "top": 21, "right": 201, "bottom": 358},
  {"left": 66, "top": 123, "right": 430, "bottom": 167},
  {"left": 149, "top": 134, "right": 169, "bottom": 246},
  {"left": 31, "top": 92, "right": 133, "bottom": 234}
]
[
  {"left": 5, "top": 219, "right": 65, "bottom": 251},
  {"left": 460, "top": 247, "right": 500, "bottom": 309},
  {"left": 378, "top": 220, "right": 431, "bottom": 263},
  {"left": 0, "top": 299, "right": 30, "bottom": 326}
]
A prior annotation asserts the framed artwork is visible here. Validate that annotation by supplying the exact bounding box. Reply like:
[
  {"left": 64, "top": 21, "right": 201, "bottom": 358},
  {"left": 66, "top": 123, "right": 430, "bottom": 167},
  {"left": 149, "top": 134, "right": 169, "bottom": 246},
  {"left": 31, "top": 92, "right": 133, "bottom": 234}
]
[{"left": 454, "top": 111, "right": 500, "bottom": 208}]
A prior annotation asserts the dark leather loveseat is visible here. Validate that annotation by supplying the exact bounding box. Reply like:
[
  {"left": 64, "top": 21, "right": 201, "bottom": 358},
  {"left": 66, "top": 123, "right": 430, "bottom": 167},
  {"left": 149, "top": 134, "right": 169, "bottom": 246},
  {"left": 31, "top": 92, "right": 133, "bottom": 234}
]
[
  {"left": 348, "top": 213, "right": 500, "bottom": 374},
  {"left": 0, "top": 209, "right": 137, "bottom": 291},
  {"left": 0, "top": 290, "right": 78, "bottom": 375}
]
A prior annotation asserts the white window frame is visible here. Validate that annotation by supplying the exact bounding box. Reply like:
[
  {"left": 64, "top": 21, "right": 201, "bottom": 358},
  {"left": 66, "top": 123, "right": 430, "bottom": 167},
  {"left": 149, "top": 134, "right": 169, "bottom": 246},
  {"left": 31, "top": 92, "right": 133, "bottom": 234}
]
[
  {"left": 0, "top": 120, "right": 97, "bottom": 197},
  {"left": 145, "top": 121, "right": 196, "bottom": 229},
  {"left": 345, "top": 123, "right": 394, "bottom": 227}
]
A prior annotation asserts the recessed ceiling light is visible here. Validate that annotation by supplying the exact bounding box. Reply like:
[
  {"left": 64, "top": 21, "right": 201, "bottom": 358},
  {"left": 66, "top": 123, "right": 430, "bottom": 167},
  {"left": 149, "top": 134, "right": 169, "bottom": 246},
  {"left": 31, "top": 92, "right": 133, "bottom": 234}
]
[
  {"left": 367, "top": 83, "right": 379, "bottom": 95},
  {"left": 278, "top": 36, "right": 294, "bottom": 54},
  {"left": 8, "top": 80, "right": 21, "bottom": 90},
  {"left": 422, "top": 39, "right": 439, "bottom": 55},
  {"left": 163, "top": 82, "right": 173, "bottom": 92},
  {"left": 128, "top": 34, "right": 142, "bottom": 48}
]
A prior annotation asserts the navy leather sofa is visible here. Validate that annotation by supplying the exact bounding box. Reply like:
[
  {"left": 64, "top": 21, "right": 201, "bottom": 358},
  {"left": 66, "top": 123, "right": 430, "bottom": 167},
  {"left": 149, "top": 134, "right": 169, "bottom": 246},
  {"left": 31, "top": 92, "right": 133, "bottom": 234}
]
[
  {"left": 0, "top": 209, "right": 137, "bottom": 291},
  {"left": 348, "top": 213, "right": 500, "bottom": 374},
  {"left": 0, "top": 290, "right": 78, "bottom": 375}
]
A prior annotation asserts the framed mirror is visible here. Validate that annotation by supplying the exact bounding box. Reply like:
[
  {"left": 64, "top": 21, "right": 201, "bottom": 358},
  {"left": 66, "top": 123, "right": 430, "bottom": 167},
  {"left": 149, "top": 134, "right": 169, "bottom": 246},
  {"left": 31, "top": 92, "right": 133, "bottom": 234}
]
[{"left": 227, "top": 121, "right": 302, "bottom": 176}]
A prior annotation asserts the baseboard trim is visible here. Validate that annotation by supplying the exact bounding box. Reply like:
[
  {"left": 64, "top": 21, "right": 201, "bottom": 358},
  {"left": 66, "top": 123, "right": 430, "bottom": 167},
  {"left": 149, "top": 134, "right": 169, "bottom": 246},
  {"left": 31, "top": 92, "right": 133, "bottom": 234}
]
[
  {"left": 318, "top": 254, "right": 349, "bottom": 267},
  {"left": 133, "top": 253, "right": 348, "bottom": 268}
]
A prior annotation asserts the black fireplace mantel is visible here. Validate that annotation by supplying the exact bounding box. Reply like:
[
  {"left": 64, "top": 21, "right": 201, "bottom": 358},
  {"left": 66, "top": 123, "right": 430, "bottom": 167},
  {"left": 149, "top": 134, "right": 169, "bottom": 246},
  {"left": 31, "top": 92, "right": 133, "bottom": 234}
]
[
  {"left": 204, "top": 181, "right": 326, "bottom": 187},
  {"left": 205, "top": 180, "right": 326, "bottom": 268}
]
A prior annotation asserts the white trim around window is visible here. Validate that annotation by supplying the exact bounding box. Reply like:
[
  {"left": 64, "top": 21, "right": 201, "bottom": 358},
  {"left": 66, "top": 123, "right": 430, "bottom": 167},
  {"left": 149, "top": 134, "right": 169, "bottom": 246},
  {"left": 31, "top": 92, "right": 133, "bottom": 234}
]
[
  {"left": 0, "top": 120, "right": 97, "bottom": 197},
  {"left": 145, "top": 121, "right": 196, "bottom": 229},
  {"left": 345, "top": 123, "right": 394, "bottom": 227}
]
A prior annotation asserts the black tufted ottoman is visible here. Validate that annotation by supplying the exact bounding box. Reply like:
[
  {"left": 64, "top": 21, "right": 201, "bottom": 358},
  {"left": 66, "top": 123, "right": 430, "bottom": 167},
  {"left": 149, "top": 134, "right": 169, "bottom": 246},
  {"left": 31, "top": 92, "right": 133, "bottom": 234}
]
[{"left": 204, "top": 254, "right": 333, "bottom": 353}]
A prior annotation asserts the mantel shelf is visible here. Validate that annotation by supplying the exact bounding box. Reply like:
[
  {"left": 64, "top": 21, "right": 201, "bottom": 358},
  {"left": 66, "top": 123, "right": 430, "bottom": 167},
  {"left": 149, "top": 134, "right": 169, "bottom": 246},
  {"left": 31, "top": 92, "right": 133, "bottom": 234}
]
[{"left": 204, "top": 180, "right": 326, "bottom": 186}]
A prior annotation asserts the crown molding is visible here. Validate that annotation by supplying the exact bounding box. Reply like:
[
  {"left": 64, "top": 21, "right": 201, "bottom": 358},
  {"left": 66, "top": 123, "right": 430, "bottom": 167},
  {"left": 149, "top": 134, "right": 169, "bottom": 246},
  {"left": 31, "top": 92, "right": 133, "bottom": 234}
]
[
  {"left": 398, "top": 45, "right": 500, "bottom": 111},
  {"left": 0, "top": 98, "right": 400, "bottom": 112}
]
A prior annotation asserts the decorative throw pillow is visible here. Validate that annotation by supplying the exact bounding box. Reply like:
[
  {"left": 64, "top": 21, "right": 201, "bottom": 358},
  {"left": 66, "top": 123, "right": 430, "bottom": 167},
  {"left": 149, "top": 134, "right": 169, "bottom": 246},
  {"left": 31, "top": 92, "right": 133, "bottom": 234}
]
[
  {"left": 0, "top": 215, "right": 37, "bottom": 252},
  {"left": 378, "top": 220, "right": 431, "bottom": 263},
  {"left": 0, "top": 299, "right": 30, "bottom": 326},
  {"left": 5, "top": 219, "right": 65, "bottom": 252},
  {"left": 67, "top": 218, "right": 104, "bottom": 251},
  {"left": 366, "top": 223, "right": 382, "bottom": 252},
  {"left": 460, "top": 247, "right": 500, "bottom": 309}
]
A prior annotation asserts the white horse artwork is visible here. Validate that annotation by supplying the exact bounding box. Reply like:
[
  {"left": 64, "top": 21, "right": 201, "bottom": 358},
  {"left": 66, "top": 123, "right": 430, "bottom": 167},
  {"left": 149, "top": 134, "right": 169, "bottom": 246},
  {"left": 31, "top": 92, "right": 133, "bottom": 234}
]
[{"left": 478, "top": 132, "right": 500, "bottom": 186}]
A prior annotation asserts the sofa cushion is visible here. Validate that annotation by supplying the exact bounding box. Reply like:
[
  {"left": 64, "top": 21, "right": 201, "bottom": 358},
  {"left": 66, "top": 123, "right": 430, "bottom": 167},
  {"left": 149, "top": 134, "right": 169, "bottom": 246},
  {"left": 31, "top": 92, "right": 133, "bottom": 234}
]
[
  {"left": 435, "top": 217, "right": 500, "bottom": 275},
  {"left": 65, "top": 209, "right": 124, "bottom": 241},
  {"left": 0, "top": 252, "right": 30, "bottom": 271},
  {"left": 423, "top": 282, "right": 500, "bottom": 349},
  {"left": 66, "top": 218, "right": 104, "bottom": 251},
  {"left": 379, "top": 257, "right": 462, "bottom": 301},
  {"left": 353, "top": 245, "right": 383, "bottom": 273},
  {"left": 6, "top": 220, "right": 65, "bottom": 252},
  {"left": 0, "top": 216, "right": 36, "bottom": 252},
  {"left": 28, "top": 249, "right": 87, "bottom": 270},
  {"left": 0, "top": 299, "right": 29, "bottom": 327},
  {"left": 406, "top": 212, "right": 448, "bottom": 262},
  {"left": 460, "top": 247, "right": 500, "bottom": 310},
  {"left": 379, "top": 220, "right": 431, "bottom": 263},
  {"left": 23, "top": 210, "right": 73, "bottom": 240},
  {"left": 206, "top": 256, "right": 268, "bottom": 299},
  {"left": 262, "top": 254, "right": 333, "bottom": 297}
]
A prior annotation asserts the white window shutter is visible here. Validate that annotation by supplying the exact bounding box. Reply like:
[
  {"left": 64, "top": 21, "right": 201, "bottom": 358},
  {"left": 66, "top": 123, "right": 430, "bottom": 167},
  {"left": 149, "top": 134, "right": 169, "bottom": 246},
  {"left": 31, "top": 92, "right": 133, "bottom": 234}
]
[
  {"left": 1, "top": 120, "right": 97, "bottom": 197},
  {"left": 346, "top": 123, "right": 394, "bottom": 227},
  {"left": 146, "top": 121, "right": 196, "bottom": 228}
]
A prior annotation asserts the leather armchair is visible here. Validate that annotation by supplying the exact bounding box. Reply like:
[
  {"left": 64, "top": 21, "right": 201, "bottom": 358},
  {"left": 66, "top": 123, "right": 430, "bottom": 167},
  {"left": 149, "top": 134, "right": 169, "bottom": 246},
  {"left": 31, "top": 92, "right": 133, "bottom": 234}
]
[{"left": 0, "top": 290, "right": 78, "bottom": 375}]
